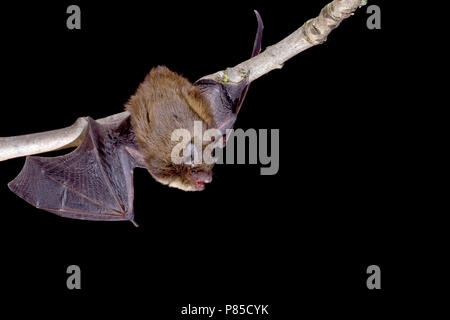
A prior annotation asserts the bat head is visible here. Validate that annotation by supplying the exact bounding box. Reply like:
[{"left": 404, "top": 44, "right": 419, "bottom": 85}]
[
  {"left": 126, "top": 66, "right": 218, "bottom": 192},
  {"left": 144, "top": 154, "right": 214, "bottom": 192},
  {"left": 179, "top": 141, "right": 214, "bottom": 190},
  {"left": 189, "top": 169, "right": 213, "bottom": 190},
  {"left": 179, "top": 163, "right": 213, "bottom": 191}
]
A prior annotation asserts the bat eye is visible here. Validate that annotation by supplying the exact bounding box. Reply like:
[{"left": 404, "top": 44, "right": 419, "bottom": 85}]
[{"left": 191, "top": 169, "right": 197, "bottom": 174}]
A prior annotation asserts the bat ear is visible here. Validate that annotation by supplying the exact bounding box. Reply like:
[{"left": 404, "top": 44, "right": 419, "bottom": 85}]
[{"left": 182, "top": 142, "right": 200, "bottom": 165}]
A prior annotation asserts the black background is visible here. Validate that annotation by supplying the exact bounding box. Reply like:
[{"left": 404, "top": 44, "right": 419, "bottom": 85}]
[{"left": 0, "top": 0, "right": 416, "bottom": 317}]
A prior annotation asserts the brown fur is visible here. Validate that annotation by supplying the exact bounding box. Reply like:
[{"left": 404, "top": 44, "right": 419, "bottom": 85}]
[{"left": 125, "top": 66, "right": 215, "bottom": 191}]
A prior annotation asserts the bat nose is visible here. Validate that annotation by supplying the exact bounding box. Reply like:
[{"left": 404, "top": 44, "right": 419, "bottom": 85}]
[{"left": 204, "top": 176, "right": 212, "bottom": 184}]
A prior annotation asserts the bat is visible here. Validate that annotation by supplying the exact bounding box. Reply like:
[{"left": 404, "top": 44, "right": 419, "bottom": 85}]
[{"left": 8, "top": 11, "right": 264, "bottom": 225}]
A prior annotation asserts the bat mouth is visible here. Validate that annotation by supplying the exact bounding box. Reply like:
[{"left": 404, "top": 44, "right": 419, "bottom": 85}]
[{"left": 196, "top": 181, "right": 205, "bottom": 190}]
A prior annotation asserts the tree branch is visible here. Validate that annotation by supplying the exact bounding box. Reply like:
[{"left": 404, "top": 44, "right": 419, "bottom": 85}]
[
  {"left": 0, "top": 0, "right": 364, "bottom": 162},
  {"left": 0, "top": 112, "right": 130, "bottom": 162},
  {"left": 199, "top": 0, "right": 363, "bottom": 84}
]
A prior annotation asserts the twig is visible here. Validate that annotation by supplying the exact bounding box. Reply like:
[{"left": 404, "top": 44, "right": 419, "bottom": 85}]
[
  {"left": 0, "top": 112, "right": 130, "bottom": 161},
  {"left": 199, "top": 0, "right": 363, "bottom": 83}
]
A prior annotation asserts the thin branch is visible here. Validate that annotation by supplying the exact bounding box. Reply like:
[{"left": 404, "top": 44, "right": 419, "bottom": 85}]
[
  {"left": 0, "top": 0, "right": 364, "bottom": 163},
  {"left": 0, "top": 112, "right": 130, "bottom": 162},
  {"left": 200, "top": 0, "right": 363, "bottom": 83}
]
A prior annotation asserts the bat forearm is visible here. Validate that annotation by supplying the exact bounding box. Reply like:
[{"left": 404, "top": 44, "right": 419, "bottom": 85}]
[{"left": 0, "top": 112, "right": 130, "bottom": 162}]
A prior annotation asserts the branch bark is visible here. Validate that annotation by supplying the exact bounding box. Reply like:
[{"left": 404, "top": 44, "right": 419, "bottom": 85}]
[
  {"left": 0, "top": 0, "right": 364, "bottom": 162},
  {"left": 200, "top": 0, "right": 363, "bottom": 84},
  {"left": 0, "top": 112, "right": 130, "bottom": 162}
]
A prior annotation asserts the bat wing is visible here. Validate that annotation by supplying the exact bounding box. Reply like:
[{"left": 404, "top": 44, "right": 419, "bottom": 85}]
[
  {"left": 195, "top": 10, "right": 264, "bottom": 132},
  {"left": 8, "top": 116, "right": 141, "bottom": 226},
  {"left": 234, "top": 9, "right": 264, "bottom": 115}
]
